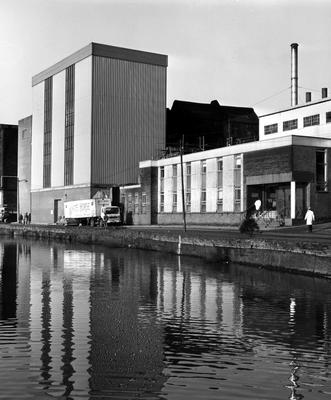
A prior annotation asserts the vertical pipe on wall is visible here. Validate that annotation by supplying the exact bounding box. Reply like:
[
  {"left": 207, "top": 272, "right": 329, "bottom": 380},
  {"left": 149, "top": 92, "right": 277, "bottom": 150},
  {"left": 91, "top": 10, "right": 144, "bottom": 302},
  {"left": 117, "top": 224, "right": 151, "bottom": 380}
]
[
  {"left": 290, "top": 181, "right": 296, "bottom": 220},
  {"left": 291, "top": 43, "right": 298, "bottom": 107}
]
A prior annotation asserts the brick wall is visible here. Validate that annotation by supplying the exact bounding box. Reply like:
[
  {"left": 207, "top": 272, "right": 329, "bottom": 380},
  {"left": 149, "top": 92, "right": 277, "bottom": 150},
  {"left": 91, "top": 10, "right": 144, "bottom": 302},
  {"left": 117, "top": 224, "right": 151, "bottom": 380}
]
[
  {"left": 31, "top": 186, "right": 91, "bottom": 224},
  {"left": 244, "top": 146, "right": 292, "bottom": 177}
]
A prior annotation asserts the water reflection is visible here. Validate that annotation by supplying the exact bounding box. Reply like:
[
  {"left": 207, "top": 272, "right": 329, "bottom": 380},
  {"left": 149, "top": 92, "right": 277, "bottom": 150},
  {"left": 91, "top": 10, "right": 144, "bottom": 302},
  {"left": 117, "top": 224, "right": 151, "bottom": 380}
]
[{"left": 0, "top": 240, "right": 330, "bottom": 399}]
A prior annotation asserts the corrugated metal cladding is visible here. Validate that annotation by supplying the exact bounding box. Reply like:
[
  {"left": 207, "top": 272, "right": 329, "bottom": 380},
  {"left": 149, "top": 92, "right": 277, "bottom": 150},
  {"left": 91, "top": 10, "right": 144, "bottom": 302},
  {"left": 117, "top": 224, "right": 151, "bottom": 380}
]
[{"left": 91, "top": 56, "right": 167, "bottom": 186}]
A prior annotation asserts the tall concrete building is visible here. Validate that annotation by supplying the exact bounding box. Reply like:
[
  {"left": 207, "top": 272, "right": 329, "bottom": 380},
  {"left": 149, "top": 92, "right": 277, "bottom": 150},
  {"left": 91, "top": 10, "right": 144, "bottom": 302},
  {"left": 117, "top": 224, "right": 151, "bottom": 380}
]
[
  {"left": 31, "top": 43, "right": 167, "bottom": 223},
  {"left": 18, "top": 116, "right": 32, "bottom": 218}
]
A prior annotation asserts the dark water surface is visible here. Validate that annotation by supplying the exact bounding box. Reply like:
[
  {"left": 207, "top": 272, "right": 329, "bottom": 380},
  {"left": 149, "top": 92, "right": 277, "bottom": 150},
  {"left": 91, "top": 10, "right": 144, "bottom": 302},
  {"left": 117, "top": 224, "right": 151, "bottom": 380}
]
[{"left": 0, "top": 239, "right": 330, "bottom": 399}]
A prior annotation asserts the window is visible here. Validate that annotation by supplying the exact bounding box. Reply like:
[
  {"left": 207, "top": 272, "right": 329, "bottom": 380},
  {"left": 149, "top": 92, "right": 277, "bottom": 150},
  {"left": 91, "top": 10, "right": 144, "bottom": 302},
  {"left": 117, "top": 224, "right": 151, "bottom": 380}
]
[
  {"left": 326, "top": 112, "right": 331, "bottom": 123},
  {"left": 172, "top": 193, "right": 177, "bottom": 212},
  {"left": 43, "top": 77, "right": 53, "bottom": 188},
  {"left": 64, "top": 65, "right": 75, "bottom": 186},
  {"left": 201, "top": 190, "right": 206, "bottom": 213},
  {"left": 201, "top": 160, "right": 206, "bottom": 188},
  {"left": 200, "top": 160, "right": 207, "bottom": 212},
  {"left": 186, "top": 163, "right": 191, "bottom": 212},
  {"left": 185, "top": 192, "right": 191, "bottom": 213},
  {"left": 160, "top": 166, "right": 165, "bottom": 212},
  {"left": 160, "top": 194, "right": 164, "bottom": 212},
  {"left": 134, "top": 192, "right": 139, "bottom": 214},
  {"left": 316, "top": 149, "right": 328, "bottom": 192},
  {"left": 234, "top": 188, "right": 241, "bottom": 211},
  {"left": 141, "top": 193, "right": 147, "bottom": 214},
  {"left": 160, "top": 166, "right": 164, "bottom": 192},
  {"left": 234, "top": 155, "right": 241, "bottom": 211},
  {"left": 264, "top": 123, "right": 278, "bottom": 135},
  {"left": 303, "top": 114, "right": 320, "bottom": 127},
  {"left": 172, "top": 165, "right": 177, "bottom": 212},
  {"left": 283, "top": 119, "right": 298, "bottom": 131},
  {"left": 217, "top": 158, "right": 223, "bottom": 212},
  {"left": 127, "top": 193, "right": 133, "bottom": 212}
]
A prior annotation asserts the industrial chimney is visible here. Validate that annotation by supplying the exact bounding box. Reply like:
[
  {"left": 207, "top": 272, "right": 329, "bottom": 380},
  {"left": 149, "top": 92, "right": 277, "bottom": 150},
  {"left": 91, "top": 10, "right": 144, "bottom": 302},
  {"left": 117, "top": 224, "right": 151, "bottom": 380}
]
[{"left": 291, "top": 43, "right": 298, "bottom": 107}]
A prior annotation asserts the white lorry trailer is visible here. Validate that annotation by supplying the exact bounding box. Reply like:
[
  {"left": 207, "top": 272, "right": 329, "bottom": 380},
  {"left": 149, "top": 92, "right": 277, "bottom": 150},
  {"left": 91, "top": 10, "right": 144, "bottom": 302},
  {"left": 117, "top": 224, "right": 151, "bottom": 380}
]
[{"left": 64, "top": 199, "right": 121, "bottom": 226}]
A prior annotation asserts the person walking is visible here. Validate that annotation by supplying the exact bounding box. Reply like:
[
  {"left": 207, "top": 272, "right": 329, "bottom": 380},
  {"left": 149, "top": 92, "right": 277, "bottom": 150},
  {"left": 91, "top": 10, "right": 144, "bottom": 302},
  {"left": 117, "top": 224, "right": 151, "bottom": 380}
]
[{"left": 304, "top": 206, "right": 315, "bottom": 232}]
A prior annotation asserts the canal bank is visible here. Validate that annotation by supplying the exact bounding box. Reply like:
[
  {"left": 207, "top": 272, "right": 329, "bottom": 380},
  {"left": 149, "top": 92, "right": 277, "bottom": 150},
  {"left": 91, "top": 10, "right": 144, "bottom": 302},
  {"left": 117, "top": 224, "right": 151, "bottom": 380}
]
[{"left": 0, "top": 223, "right": 330, "bottom": 278}]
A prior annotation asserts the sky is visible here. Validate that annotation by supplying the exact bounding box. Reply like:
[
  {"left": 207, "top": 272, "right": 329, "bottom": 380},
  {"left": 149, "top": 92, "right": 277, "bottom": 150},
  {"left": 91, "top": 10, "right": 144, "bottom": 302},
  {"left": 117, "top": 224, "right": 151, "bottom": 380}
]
[{"left": 1, "top": 0, "right": 331, "bottom": 125}]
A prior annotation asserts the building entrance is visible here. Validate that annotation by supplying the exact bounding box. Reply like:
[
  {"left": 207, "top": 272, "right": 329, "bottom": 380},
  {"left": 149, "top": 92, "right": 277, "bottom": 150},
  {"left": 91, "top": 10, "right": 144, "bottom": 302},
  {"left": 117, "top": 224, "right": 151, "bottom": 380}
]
[{"left": 247, "top": 182, "right": 307, "bottom": 221}]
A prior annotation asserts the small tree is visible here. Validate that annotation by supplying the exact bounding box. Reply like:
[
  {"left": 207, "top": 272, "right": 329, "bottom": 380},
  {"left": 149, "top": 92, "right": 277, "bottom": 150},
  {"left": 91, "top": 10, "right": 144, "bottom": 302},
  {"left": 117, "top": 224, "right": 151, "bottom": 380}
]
[{"left": 239, "top": 217, "right": 259, "bottom": 235}]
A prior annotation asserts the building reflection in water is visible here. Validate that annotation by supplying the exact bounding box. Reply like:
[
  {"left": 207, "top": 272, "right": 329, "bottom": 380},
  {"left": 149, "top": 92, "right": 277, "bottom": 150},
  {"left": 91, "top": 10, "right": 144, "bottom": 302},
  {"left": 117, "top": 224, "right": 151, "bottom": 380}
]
[
  {"left": 0, "top": 243, "right": 18, "bottom": 320},
  {"left": 0, "top": 240, "right": 330, "bottom": 399}
]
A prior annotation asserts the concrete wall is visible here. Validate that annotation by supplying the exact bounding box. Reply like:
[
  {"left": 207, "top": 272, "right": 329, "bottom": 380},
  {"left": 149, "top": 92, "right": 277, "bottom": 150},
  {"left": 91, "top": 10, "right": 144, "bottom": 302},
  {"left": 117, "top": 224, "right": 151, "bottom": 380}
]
[
  {"left": 157, "top": 212, "right": 242, "bottom": 225},
  {"left": 74, "top": 56, "right": 92, "bottom": 185},
  {"left": 31, "top": 82, "right": 44, "bottom": 191},
  {"left": 18, "top": 116, "right": 32, "bottom": 215}
]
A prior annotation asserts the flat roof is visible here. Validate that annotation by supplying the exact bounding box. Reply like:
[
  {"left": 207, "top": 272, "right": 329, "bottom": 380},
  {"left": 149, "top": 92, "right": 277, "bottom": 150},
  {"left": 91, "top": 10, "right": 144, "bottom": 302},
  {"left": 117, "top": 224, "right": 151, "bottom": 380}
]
[
  {"left": 260, "top": 97, "right": 331, "bottom": 118},
  {"left": 32, "top": 42, "right": 168, "bottom": 86},
  {"left": 142, "top": 134, "right": 331, "bottom": 167}
]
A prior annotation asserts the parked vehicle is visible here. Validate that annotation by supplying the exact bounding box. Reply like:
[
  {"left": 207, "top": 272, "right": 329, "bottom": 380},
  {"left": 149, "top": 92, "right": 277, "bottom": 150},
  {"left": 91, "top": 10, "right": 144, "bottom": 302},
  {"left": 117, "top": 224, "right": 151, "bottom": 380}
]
[
  {"left": 0, "top": 207, "right": 16, "bottom": 223},
  {"left": 64, "top": 199, "right": 121, "bottom": 226},
  {"left": 100, "top": 205, "right": 121, "bottom": 225}
]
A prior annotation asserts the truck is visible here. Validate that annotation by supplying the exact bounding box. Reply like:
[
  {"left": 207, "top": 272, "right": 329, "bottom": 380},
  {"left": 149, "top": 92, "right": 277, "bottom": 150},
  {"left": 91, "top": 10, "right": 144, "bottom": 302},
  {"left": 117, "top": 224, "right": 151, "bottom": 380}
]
[{"left": 64, "top": 199, "right": 121, "bottom": 226}]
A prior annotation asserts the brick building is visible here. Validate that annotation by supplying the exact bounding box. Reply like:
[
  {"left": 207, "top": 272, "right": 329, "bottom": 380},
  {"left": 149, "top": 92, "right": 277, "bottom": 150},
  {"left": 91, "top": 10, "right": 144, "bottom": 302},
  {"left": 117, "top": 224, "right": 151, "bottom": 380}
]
[{"left": 121, "top": 93, "right": 331, "bottom": 226}]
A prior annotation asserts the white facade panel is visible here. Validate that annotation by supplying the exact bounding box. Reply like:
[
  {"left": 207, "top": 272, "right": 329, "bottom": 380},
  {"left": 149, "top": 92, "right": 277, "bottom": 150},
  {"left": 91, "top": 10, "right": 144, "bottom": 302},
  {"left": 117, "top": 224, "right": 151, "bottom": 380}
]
[
  {"left": 191, "top": 161, "right": 200, "bottom": 212},
  {"left": 31, "top": 82, "right": 45, "bottom": 190},
  {"left": 206, "top": 158, "right": 217, "bottom": 212},
  {"left": 51, "top": 71, "right": 65, "bottom": 187},
  {"left": 74, "top": 56, "right": 92, "bottom": 185},
  {"left": 222, "top": 155, "right": 234, "bottom": 212},
  {"left": 177, "top": 164, "right": 183, "bottom": 213},
  {"left": 163, "top": 165, "right": 173, "bottom": 213}
]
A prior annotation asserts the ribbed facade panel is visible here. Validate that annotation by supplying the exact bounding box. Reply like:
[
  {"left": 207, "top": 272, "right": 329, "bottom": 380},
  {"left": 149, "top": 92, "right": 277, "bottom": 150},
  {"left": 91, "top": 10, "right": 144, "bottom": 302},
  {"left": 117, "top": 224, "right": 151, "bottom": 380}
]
[{"left": 91, "top": 56, "right": 166, "bottom": 186}]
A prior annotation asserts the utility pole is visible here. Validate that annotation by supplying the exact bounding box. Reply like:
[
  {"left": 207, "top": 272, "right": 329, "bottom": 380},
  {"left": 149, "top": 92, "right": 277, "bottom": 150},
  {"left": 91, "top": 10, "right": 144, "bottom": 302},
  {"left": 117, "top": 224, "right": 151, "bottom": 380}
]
[{"left": 180, "top": 136, "right": 187, "bottom": 232}]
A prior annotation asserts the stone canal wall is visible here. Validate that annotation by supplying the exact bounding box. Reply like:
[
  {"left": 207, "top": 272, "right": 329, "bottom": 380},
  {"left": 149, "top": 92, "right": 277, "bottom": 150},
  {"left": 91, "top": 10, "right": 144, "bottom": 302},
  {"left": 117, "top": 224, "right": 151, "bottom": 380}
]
[{"left": 0, "top": 224, "right": 330, "bottom": 278}]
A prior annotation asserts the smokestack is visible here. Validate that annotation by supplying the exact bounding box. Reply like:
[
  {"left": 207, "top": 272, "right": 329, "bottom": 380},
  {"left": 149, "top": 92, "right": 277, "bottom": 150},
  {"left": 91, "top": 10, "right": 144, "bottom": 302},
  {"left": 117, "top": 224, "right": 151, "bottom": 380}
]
[
  {"left": 306, "top": 92, "right": 311, "bottom": 103},
  {"left": 322, "top": 88, "right": 328, "bottom": 98},
  {"left": 291, "top": 43, "right": 298, "bottom": 107}
]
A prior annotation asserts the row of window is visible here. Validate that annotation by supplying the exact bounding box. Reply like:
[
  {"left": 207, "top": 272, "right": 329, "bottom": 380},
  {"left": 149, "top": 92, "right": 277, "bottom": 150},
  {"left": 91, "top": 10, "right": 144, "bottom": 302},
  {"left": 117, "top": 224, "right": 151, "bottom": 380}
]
[
  {"left": 159, "top": 156, "right": 242, "bottom": 213},
  {"left": 126, "top": 192, "right": 148, "bottom": 214},
  {"left": 264, "top": 111, "right": 331, "bottom": 135},
  {"left": 43, "top": 65, "right": 75, "bottom": 188}
]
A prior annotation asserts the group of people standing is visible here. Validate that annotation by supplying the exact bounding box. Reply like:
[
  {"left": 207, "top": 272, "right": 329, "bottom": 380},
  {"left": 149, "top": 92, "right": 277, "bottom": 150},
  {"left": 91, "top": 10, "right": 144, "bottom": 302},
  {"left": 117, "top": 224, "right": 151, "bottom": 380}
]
[{"left": 18, "top": 212, "right": 31, "bottom": 225}]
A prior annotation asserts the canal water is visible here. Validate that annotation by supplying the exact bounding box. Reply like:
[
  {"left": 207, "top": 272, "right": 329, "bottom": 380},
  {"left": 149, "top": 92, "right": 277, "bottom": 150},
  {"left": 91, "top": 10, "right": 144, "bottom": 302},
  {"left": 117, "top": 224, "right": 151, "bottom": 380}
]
[{"left": 0, "top": 239, "right": 330, "bottom": 399}]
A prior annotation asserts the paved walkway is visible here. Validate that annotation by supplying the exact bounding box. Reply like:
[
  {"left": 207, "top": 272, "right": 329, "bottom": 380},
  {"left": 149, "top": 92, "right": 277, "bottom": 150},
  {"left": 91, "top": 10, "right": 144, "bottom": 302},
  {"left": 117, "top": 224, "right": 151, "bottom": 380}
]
[{"left": 125, "top": 222, "right": 331, "bottom": 244}]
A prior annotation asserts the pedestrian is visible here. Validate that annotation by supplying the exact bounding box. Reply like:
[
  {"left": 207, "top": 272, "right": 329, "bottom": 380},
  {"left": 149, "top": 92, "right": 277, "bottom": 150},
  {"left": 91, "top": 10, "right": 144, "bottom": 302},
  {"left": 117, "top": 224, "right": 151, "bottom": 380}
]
[
  {"left": 304, "top": 206, "right": 315, "bottom": 232},
  {"left": 23, "top": 212, "right": 28, "bottom": 225},
  {"left": 28, "top": 212, "right": 31, "bottom": 224},
  {"left": 18, "top": 213, "right": 23, "bottom": 224}
]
